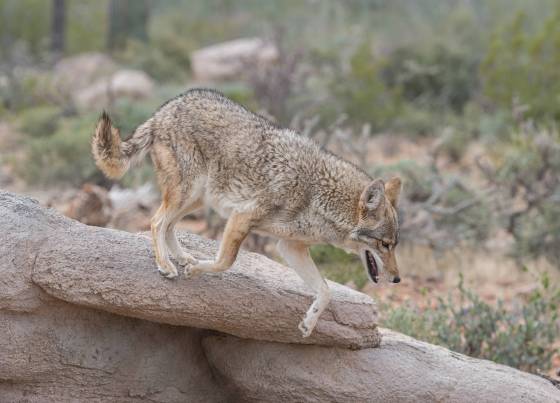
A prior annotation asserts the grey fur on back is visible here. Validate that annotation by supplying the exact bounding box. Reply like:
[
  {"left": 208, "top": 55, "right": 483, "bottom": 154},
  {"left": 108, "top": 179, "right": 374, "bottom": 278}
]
[
  {"left": 152, "top": 89, "right": 371, "bottom": 237},
  {"left": 93, "top": 88, "right": 383, "bottom": 248}
]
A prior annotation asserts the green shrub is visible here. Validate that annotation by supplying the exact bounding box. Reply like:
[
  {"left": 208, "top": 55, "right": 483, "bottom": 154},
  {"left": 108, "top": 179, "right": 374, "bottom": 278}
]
[
  {"left": 481, "top": 8, "right": 560, "bottom": 122},
  {"left": 373, "top": 160, "right": 433, "bottom": 202},
  {"left": 390, "top": 104, "right": 439, "bottom": 136},
  {"left": 311, "top": 245, "right": 368, "bottom": 290},
  {"left": 383, "top": 273, "right": 560, "bottom": 373},
  {"left": 110, "top": 97, "right": 160, "bottom": 135},
  {"left": 487, "top": 125, "right": 560, "bottom": 265},
  {"left": 13, "top": 98, "right": 166, "bottom": 187},
  {"left": 439, "top": 183, "right": 493, "bottom": 242},
  {"left": 65, "top": 0, "right": 108, "bottom": 54},
  {"left": 17, "top": 105, "right": 61, "bottom": 138},
  {"left": 382, "top": 45, "right": 479, "bottom": 113},
  {"left": 218, "top": 82, "right": 259, "bottom": 112},
  {"left": 330, "top": 41, "right": 480, "bottom": 134},
  {"left": 120, "top": 39, "right": 189, "bottom": 83},
  {"left": 0, "top": 0, "right": 50, "bottom": 58},
  {"left": 15, "top": 113, "right": 101, "bottom": 186},
  {"left": 437, "top": 126, "right": 471, "bottom": 161},
  {"left": 373, "top": 159, "right": 493, "bottom": 246},
  {"left": 333, "top": 41, "right": 402, "bottom": 131}
]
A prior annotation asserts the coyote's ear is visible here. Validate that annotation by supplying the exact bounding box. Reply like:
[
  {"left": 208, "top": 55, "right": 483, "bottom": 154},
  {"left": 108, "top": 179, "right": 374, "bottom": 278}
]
[
  {"left": 360, "top": 179, "right": 385, "bottom": 212},
  {"left": 385, "top": 177, "right": 402, "bottom": 207}
]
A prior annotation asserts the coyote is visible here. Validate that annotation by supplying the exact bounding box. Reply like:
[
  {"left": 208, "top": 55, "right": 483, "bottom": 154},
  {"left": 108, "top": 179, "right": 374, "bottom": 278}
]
[{"left": 92, "top": 89, "right": 402, "bottom": 337}]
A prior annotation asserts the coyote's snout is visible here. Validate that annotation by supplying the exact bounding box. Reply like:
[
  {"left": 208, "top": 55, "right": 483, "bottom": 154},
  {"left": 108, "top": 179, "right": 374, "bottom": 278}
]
[{"left": 92, "top": 89, "right": 402, "bottom": 338}]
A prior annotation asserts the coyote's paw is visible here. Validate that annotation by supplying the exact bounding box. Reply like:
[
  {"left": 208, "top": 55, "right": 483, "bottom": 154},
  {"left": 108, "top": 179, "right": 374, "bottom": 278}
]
[
  {"left": 176, "top": 252, "right": 197, "bottom": 267},
  {"left": 157, "top": 263, "right": 178, "bottom": 279},
  {"left": 183, "top": 262, "right": 200, "bottom": 279},
  {"left": 184, "top": 259, "right": 222, "bottom": 279},
  {"left": 299, "top": 308, "right": 321, "bottom": 338},
  {"left": 298, "top": 319, "right": 313, "bottom": 338}
]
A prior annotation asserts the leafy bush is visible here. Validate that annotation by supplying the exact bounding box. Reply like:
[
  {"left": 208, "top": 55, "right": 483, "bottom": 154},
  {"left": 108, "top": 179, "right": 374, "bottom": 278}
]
[
  {"left": 13, "top": 96, "right": 167, "bottom": 187},
  {"left": 332, "top": 41, "right": 402, "bottom": 131},
  {"left": 481, "top": 8, "right": 560, "bottom": 122},
  {"left": 120, "top": 2, "right": 249, "bottom": 83},
  {"left": 439, "top": 183, "right": 493, "bottom": 242},
  {"left": 15, "top": 113, "right": 101, "bottom": 186},
  {"left": 218, "top": 82, "right": 259, "bottom": 112},
  {"left": 311, "top": 245, "right": 368, "bottom": 290},
  {"left": 0, "top": 0, "right": 50, "bottom": 58},
  {"left": 110, "top": 97, "right": 160, "bottom": 135},
  {"left": 390, "top": 103, "right": 440, "bottom": 136},
  {"left": 17, "top": 105, "right": 61, "bottom": 138},
  {"left": 383, "top": 273, "right": 560, "bottom": 373},
  {"left": 331, "top": 41, "right": 480, "bottom": 134},
  {"left": 482, "top": 124, "right": 560, "bottom": 265},
  {"left": 373, "top": 160, "right": 493, "bottom": 248},
  {"left": 120, "top": 38, "right": 190, "bottom": 83},
  {"left": 382, "top": 45, "right": 479, "bottom": 113},
  {"left": 374, "top": 160, "right": 433, "bottom": 203}
]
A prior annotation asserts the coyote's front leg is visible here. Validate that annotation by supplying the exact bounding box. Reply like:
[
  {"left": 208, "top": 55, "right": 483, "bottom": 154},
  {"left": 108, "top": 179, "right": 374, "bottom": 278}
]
[
  {"left": 184, "top": 210, "right": 254, "bottom": 277},
  {"left": 277, "top": 239, "right": 331, "bottom": 337}
]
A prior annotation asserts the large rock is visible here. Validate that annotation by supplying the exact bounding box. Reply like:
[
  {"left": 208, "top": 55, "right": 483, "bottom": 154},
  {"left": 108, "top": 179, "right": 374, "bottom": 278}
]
[
  {"left": 0, "top": 304, "right": 224, "bottom": 402},
  {"left": 191, "top": 37, "right": 278, "bottom": 82},
  {"left": 2, "top": 191, "right": 380, "bottom": 349},
  {"left": 1, "top": 191, "right": 559, "bottom": 402},
  {"left": 53, "top": 52, "right": 118, "bottom": 99},
  {"left": 52, "top": 53, "right": 154, "bottom": 109},
  {"left": 0, "top": 192, "right": 225, "bottom": 402},
  {"left": 65, "top": 183, "right": 112, "bottom": 227},
  {"left": 74, "top": 69, "right": 154, "bottom": 110},
  {"left": 203, "top": 330, "right": 560, "bottom": 402}
]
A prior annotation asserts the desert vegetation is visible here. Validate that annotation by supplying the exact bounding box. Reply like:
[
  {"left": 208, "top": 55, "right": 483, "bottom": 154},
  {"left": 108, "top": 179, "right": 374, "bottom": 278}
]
[{"left": 0, "top": 0, "right": 559, "bottom": 382}]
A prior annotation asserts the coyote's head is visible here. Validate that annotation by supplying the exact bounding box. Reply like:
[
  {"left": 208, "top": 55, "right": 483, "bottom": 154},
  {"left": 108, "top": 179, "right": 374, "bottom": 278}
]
[{"left": 350, "top": 177, "right": 402, "bottom": 284}]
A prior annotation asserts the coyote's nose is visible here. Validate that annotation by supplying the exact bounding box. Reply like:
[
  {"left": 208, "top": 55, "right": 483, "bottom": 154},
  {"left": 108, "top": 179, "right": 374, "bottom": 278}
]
[{"left": 392, "top": 276, "right": 401, "bottom": 284}]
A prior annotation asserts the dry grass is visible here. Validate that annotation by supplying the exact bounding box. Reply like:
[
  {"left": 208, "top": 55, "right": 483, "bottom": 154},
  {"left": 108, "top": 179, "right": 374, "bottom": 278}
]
[{"left": 367, "top": 243, "right": 559, "bottom": 307}]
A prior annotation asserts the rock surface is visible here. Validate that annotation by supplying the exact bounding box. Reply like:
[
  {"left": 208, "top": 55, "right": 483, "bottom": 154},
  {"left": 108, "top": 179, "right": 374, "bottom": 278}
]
[
  {"left": 2, "top": 191, "right": 380, "bottom": 349},
  {"left": 52, "top": 53, "right": 154, "bottom": 109},
  {"left": 65, "top": 183, "right": 112, "bottom": 227},
  {"left": 74, "top": 69, "right": 154, "bottom": 109},
  {"left": 53, "top": 52, "right": 117, "bottom": 99},
  {"left": 0, "top": 192, "right": 225, "bottom": 402},
  {"left": 203, "top": 329, "right": 560, "bottom": 402},
  {"left": 1, "top": 191, "right": 559, "bottom": 402},
  {"left": 191, "top": 37, "right": 278, "bottom": 81},
  {"left": 1, "top": 304, "right": 224, "bottom": 402}
]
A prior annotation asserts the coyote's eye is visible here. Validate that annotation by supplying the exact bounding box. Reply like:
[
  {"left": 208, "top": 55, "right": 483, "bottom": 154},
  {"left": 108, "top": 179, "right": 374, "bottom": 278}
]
[{"left": 381, "top": 241, "right": 390, "bottom": 250}]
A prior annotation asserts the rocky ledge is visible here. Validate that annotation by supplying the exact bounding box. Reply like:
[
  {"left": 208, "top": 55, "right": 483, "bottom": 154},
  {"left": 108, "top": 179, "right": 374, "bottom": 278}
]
[{"left": 1, "top": 191, "right": 558, "bottom": 402}]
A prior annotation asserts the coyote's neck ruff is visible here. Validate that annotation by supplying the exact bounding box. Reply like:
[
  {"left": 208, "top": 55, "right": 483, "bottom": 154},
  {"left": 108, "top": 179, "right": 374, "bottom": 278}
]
[{"left": 92, "top": 88, "right": 401, "bottom": 337}]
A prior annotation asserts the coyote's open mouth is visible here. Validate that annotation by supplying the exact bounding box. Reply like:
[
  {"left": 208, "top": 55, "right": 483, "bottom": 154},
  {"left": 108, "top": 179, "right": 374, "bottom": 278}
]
[{"left": 365, "top": 250, "right": 379, "bottom": 283}]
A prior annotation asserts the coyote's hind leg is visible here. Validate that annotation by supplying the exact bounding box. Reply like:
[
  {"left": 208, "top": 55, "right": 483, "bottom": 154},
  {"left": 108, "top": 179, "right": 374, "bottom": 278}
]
[
  {"left": 151, "top": 201, "right": 180, "bottom": 278},
  {"left": 165, "top": 199, "right": 203, "bottom": 266},
  {"left": 277, "top": 239, "right": 331, "bottom": 338},
  {"left": 151, "top": 141, "right": 204, "bottom": 278}
]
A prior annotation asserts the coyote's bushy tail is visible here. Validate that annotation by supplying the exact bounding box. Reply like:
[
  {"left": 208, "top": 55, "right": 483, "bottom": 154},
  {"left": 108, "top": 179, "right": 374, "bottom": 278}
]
[{"left": 92, "top": 111, "right": 153, "bottom": 179}]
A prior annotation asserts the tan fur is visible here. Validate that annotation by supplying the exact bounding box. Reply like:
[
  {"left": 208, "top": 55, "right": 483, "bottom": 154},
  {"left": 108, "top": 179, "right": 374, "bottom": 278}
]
[
  {"left": 92, "top": 111, "right": 153, "bottom": 179},
  {"left": 385, "top": 177, "right": 402, "bottom": 208},
  {"left": 92, "top": 89, "right": 402, "bottom": 336}
]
